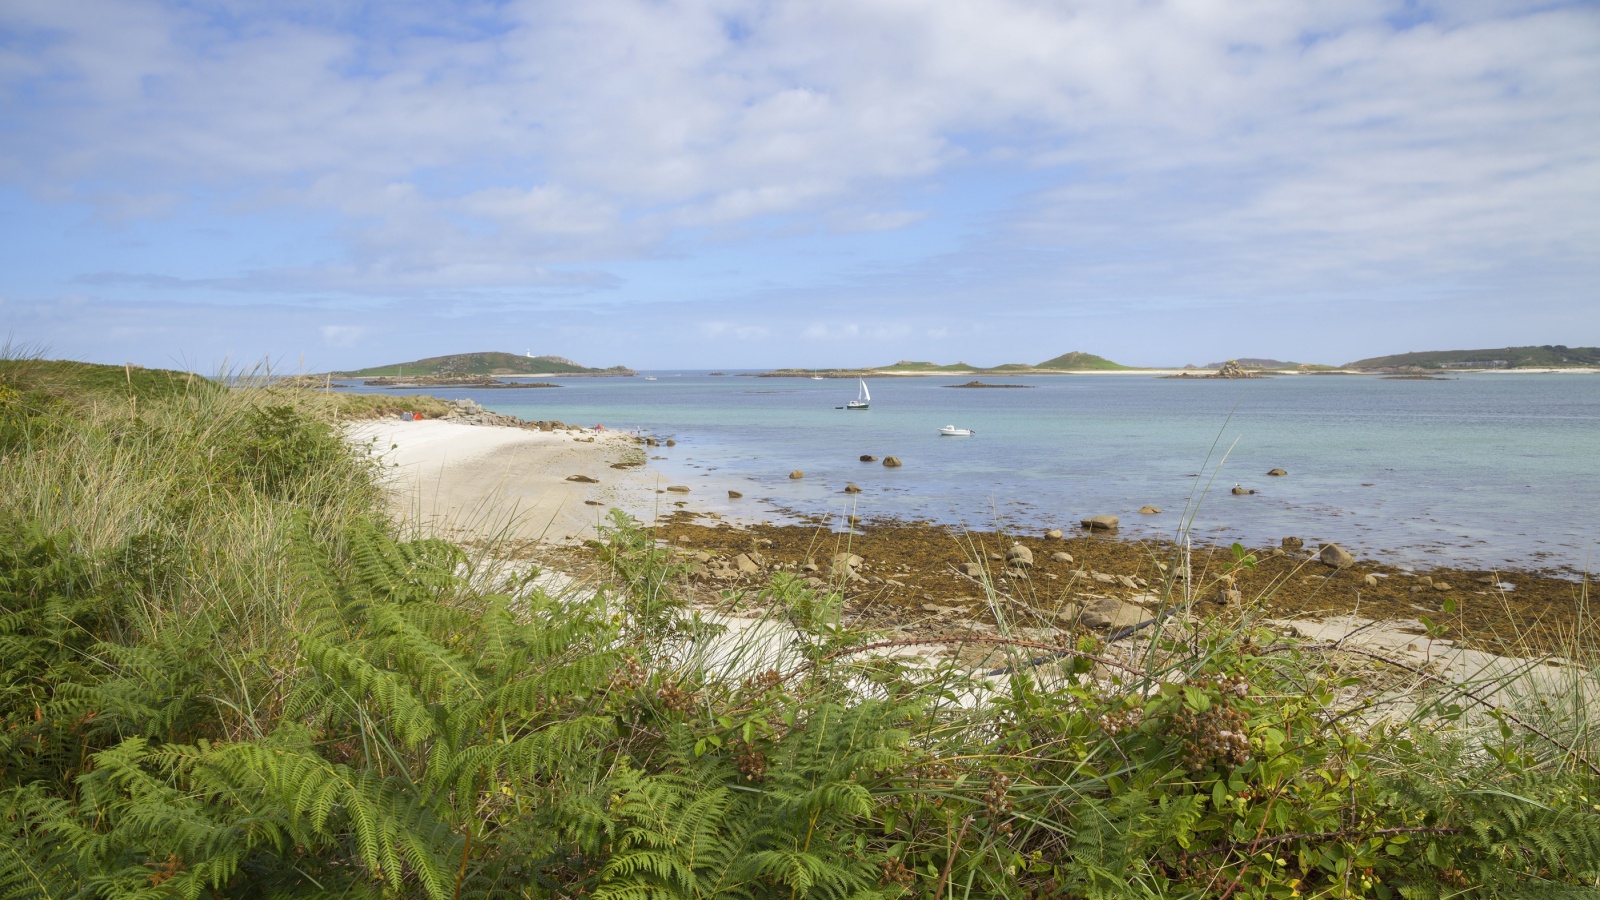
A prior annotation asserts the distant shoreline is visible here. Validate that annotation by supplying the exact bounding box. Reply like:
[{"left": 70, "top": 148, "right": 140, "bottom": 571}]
[{"left": 746, "top": 367, "right": 1600, "bottom": 378}]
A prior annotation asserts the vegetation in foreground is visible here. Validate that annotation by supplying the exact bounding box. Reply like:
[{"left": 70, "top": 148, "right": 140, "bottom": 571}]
[{"left": 1, "top": 357, "right": 1598, "bottom": 898}]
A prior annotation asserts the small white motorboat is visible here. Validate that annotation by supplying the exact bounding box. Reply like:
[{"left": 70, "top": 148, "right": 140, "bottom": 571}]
[
  {"left": 938, "top": 425, "right": 974, "bottom": 436},
  {"left": 846, "top": 378, "right": 870, "bottom": 410}
]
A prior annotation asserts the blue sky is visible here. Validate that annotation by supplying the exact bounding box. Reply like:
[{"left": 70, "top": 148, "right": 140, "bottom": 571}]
[{"left": 2, "top": 0, "right": 1596, "bottom": 371}]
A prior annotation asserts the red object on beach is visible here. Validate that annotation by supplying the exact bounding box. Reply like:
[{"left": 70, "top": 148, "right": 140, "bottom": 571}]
[
  {"left": 413, "top": 412, "right": 423, "bottom": 421},
  {"left": 595, "top": 424, "right": 606, "bottom": 431}
]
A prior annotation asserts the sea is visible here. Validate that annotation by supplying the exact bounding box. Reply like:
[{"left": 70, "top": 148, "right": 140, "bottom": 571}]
[{"left": 339, "top": 372, "right": 1600, "bottom": 575}]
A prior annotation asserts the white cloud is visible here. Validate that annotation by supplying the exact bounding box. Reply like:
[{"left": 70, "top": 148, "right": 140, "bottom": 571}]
[
  {"left": 0, "top": 0, "right": 1594, "bottom": 339},
  {"left": 699, "top": 321, "right": 771, "bottom": 341},
  {"left": 319, "top": 325, "right": 365, "bottom": 347},
  {"left": 800, "top": 322, "right": 911, "bottom": 341}
]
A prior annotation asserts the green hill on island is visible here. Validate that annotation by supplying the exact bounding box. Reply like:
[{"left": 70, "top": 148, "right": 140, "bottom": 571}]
[
  {"left": 1033, "top": 351, "right": 1129, "bottom": 370},
  {"left": 1203, "top": 358, "right": 1304, "bottom": 370},
  {"left": 333, "top": 351, "right": 634, "bottom": 377},
  {"left": 1345, "top": 345, "right": 1600, "bottom": 370},
  {"left": 875, "top": 360, "right": 976, "bottom": 372},
  {"left": 759, "top": 351, "right": 1132, "bottom": 377}
]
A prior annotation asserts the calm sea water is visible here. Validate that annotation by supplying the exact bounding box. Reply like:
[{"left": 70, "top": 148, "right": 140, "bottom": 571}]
[{"left": 343, "top": 373, "right": 1600, "bottom": 574}]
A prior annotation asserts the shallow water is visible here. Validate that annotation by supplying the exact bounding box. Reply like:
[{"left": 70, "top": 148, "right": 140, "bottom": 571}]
[{"left": 343, "top": 372, "right": 1600, "bottom": 573}]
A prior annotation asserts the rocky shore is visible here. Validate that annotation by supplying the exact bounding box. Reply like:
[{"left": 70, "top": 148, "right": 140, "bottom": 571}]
[{"left": 529, "top": 511, "right": 1588, "bottom": 658}]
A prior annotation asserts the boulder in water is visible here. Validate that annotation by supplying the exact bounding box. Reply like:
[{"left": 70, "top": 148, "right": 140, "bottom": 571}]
[{"left": 1080, "top": 515, "right": 1119, "bottom": 531}]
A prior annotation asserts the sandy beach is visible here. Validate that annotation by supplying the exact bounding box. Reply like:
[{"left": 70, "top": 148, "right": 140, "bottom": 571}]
[{"left": 348, "top": 418, "right": 700, "bottom": 544}]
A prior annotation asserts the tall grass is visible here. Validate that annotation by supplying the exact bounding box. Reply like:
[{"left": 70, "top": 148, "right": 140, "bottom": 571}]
[{"left": 1, "top": 362, "right": 1596, "bottom": 898}]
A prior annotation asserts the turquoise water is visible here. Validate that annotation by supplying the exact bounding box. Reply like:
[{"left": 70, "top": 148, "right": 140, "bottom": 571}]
[{"left": 347, "top": 373, "right": 1600, "bottom": 573}]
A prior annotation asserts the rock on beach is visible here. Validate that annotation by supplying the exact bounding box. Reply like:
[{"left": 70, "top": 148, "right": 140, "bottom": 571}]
[
  {"left": 1080, "top": 515, "right": 1119, "bottom": 531},
  {"left": 1319, "top": 543, "right": 1356, "bottom": 569}
]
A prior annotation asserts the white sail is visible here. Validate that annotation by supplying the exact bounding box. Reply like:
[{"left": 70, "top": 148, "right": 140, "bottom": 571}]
[{"left": 858, "top": 379, "right": 870, "bottom": 402}]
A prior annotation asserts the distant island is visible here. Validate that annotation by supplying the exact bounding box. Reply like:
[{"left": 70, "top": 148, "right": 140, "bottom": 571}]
[
  {"left": 331, "top": 351, "right": 635, "bottom": 378},
  {"left": 1199, "top": 357, "right": 1304, "bottom": 370},
  {"left": 755, "top": 351, "right": 1130, "bottom": 377},
  {"left": 1343, "top": 345, "right": 1600, "bottom": 370}
]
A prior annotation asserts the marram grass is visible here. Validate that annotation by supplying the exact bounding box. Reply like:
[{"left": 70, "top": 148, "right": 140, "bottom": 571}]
[{"left": 0, "top": 363, "right": 1596, "bottom": 899}]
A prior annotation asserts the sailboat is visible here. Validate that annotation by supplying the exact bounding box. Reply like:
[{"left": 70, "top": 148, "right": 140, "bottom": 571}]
[{"left": 846, "top": 379, "right": 870, "bottom": 410}]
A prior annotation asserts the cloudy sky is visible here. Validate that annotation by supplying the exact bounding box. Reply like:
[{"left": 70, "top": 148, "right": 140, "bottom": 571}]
[{"left": 2, "top": 0, "right": 1596, "bottom": 371}]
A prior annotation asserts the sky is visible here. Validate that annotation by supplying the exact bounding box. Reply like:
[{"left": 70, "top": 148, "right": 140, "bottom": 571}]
[{"left": 2, "top": 0, "right": 1597, "bottom": 372}]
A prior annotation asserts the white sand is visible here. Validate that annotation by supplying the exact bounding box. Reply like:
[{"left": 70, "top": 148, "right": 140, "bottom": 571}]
[
  {"left": 347, "top": 419, "right": 692, "bottom": 545},
  {"left": 1270, "top": 615, "right": 1593, "bottom": 711}
]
